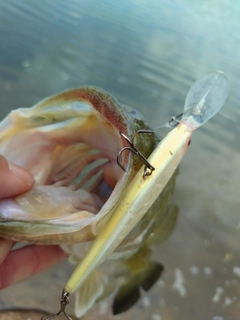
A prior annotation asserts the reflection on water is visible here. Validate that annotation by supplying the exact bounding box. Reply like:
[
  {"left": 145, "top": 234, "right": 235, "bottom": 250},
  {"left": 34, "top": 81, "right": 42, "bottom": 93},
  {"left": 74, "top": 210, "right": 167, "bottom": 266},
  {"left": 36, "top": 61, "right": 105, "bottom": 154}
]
[{"left": 0, "top": 0, "right": 239, "bottom": 319}]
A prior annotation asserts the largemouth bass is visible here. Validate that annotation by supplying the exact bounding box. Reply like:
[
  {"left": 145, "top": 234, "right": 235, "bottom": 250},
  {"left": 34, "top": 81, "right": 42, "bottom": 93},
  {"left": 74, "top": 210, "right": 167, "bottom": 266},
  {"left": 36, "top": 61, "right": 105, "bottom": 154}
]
[
  {"left": 0, "top": 71, "right": 229, "bottom": 318},
  {"left": 0, "top": 85, "right": 174, "bottom": 316}
]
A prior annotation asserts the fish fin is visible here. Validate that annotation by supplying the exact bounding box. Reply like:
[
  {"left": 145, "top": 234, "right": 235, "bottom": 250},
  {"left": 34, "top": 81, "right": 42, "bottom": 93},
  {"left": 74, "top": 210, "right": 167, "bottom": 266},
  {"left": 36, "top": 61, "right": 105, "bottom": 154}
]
[
  {"left": 75, "top": 269, "right": 107, "bottom": 318},
  {"left": 112, "top": 261, "right": 163, "bottom": 315},
  {"left": 112, "top": 285, "right": 140, "bottom": 315},
  {"left": 140, "top": 261, "right": 164, "bottom": 291}
]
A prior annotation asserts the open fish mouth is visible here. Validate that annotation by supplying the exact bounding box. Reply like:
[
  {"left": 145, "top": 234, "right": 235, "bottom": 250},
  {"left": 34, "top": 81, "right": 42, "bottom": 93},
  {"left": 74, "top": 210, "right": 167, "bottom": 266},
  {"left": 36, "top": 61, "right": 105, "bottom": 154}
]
[{"left": 0, "top": 86, "right": 156, "bottom": 244}]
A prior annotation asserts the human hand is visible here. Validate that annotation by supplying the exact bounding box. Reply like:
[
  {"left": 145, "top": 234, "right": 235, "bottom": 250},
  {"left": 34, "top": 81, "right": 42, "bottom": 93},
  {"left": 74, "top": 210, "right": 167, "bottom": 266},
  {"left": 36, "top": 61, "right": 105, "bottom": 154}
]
[{"left": 0, "top": 155, "right": 67, "bottom": 289}]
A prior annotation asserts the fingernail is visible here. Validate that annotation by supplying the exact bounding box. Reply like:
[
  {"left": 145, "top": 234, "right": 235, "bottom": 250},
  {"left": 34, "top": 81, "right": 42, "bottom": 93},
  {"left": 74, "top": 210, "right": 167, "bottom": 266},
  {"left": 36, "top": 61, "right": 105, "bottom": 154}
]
[{"left": 9, "top": 163, "right": 35, "bottom": 185}]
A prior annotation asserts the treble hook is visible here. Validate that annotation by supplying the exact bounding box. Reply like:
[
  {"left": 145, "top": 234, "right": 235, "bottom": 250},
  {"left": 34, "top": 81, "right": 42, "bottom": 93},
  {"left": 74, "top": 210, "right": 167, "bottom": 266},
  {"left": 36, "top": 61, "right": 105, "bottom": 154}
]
[
  {"left": 41, "top": 290, "right": 72, "bottom": 320},
  {"left": 117, "top": 131, "right": 155, "bottom": 178}
]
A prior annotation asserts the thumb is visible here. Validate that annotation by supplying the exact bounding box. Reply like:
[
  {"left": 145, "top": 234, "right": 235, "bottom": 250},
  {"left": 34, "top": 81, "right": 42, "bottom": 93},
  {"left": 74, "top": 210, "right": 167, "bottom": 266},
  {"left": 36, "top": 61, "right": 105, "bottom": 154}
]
[{"left": 0, "top": 155, "right": 35, "bottom": 199}]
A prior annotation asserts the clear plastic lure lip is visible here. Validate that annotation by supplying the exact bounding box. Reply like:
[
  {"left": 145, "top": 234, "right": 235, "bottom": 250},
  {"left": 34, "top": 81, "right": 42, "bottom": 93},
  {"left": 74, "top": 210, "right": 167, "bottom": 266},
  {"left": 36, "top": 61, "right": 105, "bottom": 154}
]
[
  {"left": 157, "top": 70, "right": 229, "bottom": 131},
  {"left": 181, "top": 70, "right": 229, "bottom": 130}
]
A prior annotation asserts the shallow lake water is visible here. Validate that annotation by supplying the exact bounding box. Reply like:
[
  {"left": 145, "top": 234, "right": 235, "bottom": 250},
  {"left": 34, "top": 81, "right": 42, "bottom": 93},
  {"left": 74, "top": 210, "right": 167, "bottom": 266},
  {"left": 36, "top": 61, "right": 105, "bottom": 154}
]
[{"left": 0, "top": 1, "right": 240, "bottom": 319}]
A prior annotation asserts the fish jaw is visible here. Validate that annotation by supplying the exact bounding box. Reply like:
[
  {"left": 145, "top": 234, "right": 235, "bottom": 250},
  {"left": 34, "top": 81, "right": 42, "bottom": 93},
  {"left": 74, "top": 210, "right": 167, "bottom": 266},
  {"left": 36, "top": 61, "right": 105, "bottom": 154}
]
[{"left": 0, "top": 86, "right": 156, "bottom": 243}]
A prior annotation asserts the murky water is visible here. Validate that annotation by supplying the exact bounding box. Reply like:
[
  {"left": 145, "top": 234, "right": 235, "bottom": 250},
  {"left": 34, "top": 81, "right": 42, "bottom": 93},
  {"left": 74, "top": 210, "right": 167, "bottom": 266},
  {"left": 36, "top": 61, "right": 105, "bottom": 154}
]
[{"left": 0, "top": 0, "right": 240, "bottom": 319}]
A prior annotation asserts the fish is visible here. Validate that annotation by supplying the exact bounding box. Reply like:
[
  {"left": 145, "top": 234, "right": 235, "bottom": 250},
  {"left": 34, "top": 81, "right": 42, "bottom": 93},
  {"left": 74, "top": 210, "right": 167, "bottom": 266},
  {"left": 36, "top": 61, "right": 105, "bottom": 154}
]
[
  {"left": 0, "top": 71, "right": 229, "bottom": 318},
  {"left": 0, "top": 86, "right": 176, "bottom": 316}
]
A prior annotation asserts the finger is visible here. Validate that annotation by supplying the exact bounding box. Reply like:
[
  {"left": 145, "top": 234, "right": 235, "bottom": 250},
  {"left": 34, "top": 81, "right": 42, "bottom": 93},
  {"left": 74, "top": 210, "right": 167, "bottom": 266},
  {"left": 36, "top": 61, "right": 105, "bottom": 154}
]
[
  {"left": 0, "top": 155, "right": 35, "bottom": 199},
  {"left": 0, "top": 245, "right": 67, "bottom": 289}
]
